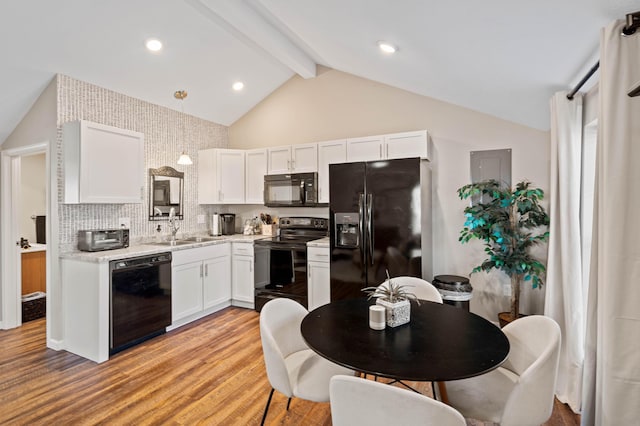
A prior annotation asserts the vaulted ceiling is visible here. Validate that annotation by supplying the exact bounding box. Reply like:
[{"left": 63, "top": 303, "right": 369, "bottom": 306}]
[{"left": 1, "top": 0, "right": 637, "bottom": 143}]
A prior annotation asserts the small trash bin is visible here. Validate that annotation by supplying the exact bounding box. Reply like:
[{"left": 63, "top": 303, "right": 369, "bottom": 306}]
[{"left": 432, "top": 275, "right": 472, "bottom": 311}]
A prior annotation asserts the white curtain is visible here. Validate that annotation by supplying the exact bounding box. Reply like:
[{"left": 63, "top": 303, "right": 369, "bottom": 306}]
[
  {"left": 582, "top": 19, "right": 640, "bottom": 425},
  {"left": 545, "top": 91, "right": 584, "bottom": 413}
]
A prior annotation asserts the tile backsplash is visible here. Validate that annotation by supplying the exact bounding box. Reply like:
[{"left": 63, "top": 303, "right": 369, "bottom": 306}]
[{"left": 56, "top": 75, "right": 228, "bottom": 251}]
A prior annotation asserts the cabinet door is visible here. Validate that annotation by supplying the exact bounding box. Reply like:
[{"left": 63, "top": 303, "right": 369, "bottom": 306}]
[
  {"left": 203, "top": 255, "right": 231, "bottom": 309},
  {"left": 172, "top": 261, "right": 204, "bottom": 322},
  {"left": 245, "top": 149, "right": 267, "bottom": 204},
  {"left": 64, "top": 120, "right": 144, "bottom": 204},
  {"left": 197, "top": 149, "right": 218, "bottom": 204},
  {"left": 232, "top": 255, "right": 255, "bottom": 304},
  {"left": 217, "top": 150, "right": 245, "bottom": 203},
  {"left": 317, "top": 140, "right": 346, "bottom": 203},
  {"left": 291, "top": 143, "right": 318, "bottom": 172},
  {"left": 268, "top": 146, "right": 292, "bottom": 174},
  {"left": 346, "top": 135, "right": 384, "bottom": 162},
  {"left": 308, "top": 260, "right": 330, "bottom": 310},
  {"left": 385, "top": 130, "right": 429, "bottom": 160}
]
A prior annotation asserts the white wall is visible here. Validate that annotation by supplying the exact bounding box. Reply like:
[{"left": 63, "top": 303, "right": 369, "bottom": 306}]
[
  {"left": 20, "top": 153, "right": 46, "bottom": 242},
  {"left": 229, "top": 66, "right": 550, "bottom": 320},
  {"left": 1, "top": 77, "right": 57, "bottom": 334}
]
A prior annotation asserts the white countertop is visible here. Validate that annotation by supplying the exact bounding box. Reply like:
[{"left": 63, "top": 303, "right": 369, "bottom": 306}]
[
  {"left": 307, "top": 237, "right": 330, "bottom": 248},
  {"left": 60, "top": 234, "right": 268, "bottom": 263},
  {"left": 21, "top": 243, "right": 46, "bottom": 253}
]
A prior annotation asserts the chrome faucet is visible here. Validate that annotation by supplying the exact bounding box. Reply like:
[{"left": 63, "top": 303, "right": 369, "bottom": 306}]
[{"left": 168, "top": 207, "right": 180, "bottom": 241}]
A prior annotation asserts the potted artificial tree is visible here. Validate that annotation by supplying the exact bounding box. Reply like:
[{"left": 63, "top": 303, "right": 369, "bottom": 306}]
[{"left": 457, "top": 179, "right": 550, "bottom": 326}]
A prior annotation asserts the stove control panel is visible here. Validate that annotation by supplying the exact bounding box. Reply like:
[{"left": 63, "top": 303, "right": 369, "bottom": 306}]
[{"left": 279, "top": 217, "right": 328, "bottom": 230}]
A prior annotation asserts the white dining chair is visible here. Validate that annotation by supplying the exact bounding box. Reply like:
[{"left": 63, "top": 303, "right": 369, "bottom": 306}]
[
  {"left": 330, "top": 375, "right": 466, "bottom": 426},
  {"left": 378, "top": 276, "right": 443, "bottom": 303},
  {"left": 259, "top": 298, "right": 354, "bottom": 425},
  {"left": 445, "top": 315, "right": 561, "bottom": 426}
]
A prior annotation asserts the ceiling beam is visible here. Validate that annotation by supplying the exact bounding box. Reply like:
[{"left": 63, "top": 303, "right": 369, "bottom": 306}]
[{"left": 187, "top": 0, "right": 316, "bottom": 79}]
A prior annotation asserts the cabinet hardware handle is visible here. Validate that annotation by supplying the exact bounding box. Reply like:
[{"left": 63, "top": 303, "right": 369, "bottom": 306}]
[
  {"left": 386, "top": 144, "right": 389, "bottom": 158},
  {"left": 287, "top": 159, "right": 291, "bottom": 170},
  {"left": 200, "top": 264, "right": 203, "bottom": 278},
  {"left": 308, "top": 269, "right": 311, "bottom": 278},
  {"left": 291, "top": 159, "right": 295, "bottom": 170},
  {"left": 205, "top": 264, "right": 208, "bottom": 276},
  {"left": 379, "top": 144, "right": 382, "bottom": 158}
]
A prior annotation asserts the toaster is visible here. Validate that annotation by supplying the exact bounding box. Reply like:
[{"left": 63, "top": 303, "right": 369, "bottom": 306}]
[{"left": 77, "top": 229, "right": 130, "bottom": 252}]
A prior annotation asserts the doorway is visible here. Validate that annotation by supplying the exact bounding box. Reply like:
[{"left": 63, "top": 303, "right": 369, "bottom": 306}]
[{"left": 1, "top": 142, "right": 51, "bottom": 334}]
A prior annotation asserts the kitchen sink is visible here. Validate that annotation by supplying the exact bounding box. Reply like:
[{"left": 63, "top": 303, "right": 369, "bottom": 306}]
[
  {"left": 145, "top": 236, "right": 223, "bottom": 246},
  {"left": 179, "top": 236, "right": 223, "bottom": 242},
  {"left": 149, "top": 240, "right": 194, "bottom": 246}
]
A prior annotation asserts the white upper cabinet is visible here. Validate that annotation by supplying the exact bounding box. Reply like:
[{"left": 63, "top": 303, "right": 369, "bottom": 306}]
[
  {"left": 317, "top": 139, "right": 346, "bottom": 203},
  {"left": 346, "top": 135, "right": 384, "bottom": 162},
  {"left": 63, "top": 120, "right": 144, "bottom": 204},
  {"left": 346, "top": 130, "right": 430, "bottom": 162},
  {"left": 267, "top": 143, "right": 318, "bottom": 174},
  {"left": 384, "top": 130, "right": 430, "bottom": 160},
  {"left": 245, "top": 148, "right": 267, "bottom": 204},
  {"left": 198, "top": 148, "right": 245, "bottom": 204}
]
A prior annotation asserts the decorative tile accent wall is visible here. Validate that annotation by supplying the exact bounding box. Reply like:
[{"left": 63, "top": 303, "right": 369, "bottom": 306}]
[{"left": 56, "top": 75, "right": 229, "bottom": 251}]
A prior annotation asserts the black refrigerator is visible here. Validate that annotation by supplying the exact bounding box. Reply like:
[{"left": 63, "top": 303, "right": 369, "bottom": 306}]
[{"left": 329, "top": 157, "right": 432, "bottom": 301}]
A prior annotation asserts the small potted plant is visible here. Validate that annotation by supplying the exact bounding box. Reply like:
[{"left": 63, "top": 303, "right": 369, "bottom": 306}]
[
  {"left": 457, "top": 179, "right": 550, "bottom": 325},
  {"left": 363, "top": 272, "right": 420, "bottom": 327}
]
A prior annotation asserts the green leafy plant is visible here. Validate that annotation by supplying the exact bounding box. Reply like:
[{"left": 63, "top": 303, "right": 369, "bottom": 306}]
[
  {"left": 362, "top": 271, "right": 421, "bottom": 305},
  {"left": 457, "top": 179, "right": 550, "bottom": 320}
]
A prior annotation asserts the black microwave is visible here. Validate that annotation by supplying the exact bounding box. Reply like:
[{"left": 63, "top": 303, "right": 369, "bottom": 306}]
[{"left": 264, "top": 172, "right": 320, "bottom": 207}]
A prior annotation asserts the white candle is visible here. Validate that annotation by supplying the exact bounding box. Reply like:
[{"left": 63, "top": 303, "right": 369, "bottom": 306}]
[{"left": 369, "top": 305, "right": 386, "bottom": 330}]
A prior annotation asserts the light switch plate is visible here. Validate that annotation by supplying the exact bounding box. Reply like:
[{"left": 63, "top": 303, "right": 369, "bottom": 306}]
[
  {"left": 503, "top": 282, "right": 512, "bottom": 297},
  {"left": 197, "top": 214, "right": 205, "bottom": 224},
  {"left": 118, "top": 217, "right": 131, "bottom": 230}
]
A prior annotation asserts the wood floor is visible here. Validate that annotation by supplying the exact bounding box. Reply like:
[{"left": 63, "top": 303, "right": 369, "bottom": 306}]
[{"left": 0, "top": 307, "right": 579, "bottom": 425}]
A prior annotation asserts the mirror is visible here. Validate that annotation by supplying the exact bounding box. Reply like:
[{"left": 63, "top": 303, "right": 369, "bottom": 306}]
[{"left": 149, "top": 166, "right": 184, "bottom": 221}]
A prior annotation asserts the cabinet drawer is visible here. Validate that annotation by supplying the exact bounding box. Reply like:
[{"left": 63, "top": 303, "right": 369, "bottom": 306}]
[
  {"left": 172, "top": 243, "right": 230, "bottom": 265},
  {"left": 307, "top": 246, "right": 330, "bottom": 262},
  {"left": 232, "top": 243, "right": 254, "bottom": 257}
]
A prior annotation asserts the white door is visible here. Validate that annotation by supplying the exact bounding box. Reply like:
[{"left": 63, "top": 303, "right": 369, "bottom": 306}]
[
  {"left": 268, "top": 146, "right": 292, "bottom": 174},
  {"left": 245, "top": 149, "right": 267, "bottom": 204},
  {"left": 232, "top": 255, "right": 254, "bottom": 304},
  {"left": 384, "top": 130, "right": 429, "bottom": 160},
  {"left": 317, "top": 140, "right": 346, "bottom": 203},
  {"left": 217, "top": 150, "right": 245, "bottom": 203},
  {"left": 291, "top": 143, "right": 318, "bottom": 172},
  {"left": 172, "top": 261, "right": 204, "bottom": 321},
  {"left": 203, "top": 255, "right": 231, "bottom": 308},
  {"left": 308, "top": 261, "right": 330, "bottom": 310},
  {"left": 346, "top": 135, "right": 384, "bottom": 162}
]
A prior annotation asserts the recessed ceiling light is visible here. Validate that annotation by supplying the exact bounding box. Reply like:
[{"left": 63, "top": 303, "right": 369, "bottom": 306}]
[
  {"left": 232, "top": 81, "right": 245, "bottom": 91},
  {"left": 378, "top": 41, "right": 397, "bottom": 54},
  {"left": 145, "top": 39, "right": 163, "bottom": 52}
]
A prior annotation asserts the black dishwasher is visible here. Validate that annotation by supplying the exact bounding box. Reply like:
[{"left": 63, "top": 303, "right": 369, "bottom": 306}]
[{"left": 109, "top": 252, "right": 172, "bottom": 354}]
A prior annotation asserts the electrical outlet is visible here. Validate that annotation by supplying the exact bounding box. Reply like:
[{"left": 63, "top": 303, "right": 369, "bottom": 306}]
[
  {"left": 503, "top": 282, "right": 512, "bottom": 297},
  {"left": 197, "top": 214, "right": 205, "bottom": 224},
  {"left": 118, "top": 217, "right": 131, "bottom": 230}
]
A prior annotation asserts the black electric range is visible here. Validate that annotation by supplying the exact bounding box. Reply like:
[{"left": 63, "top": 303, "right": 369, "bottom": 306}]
[{"left": 254, "top": 217, "right": 328, "bottom": 311}]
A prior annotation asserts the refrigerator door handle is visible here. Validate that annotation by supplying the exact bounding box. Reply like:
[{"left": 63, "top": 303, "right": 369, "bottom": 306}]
[
  {"left": 367, "top": 193, "right": 374, "bottom": 265},
  {"left": 358, "top": 193, "right": 366, "bottom": 267}
]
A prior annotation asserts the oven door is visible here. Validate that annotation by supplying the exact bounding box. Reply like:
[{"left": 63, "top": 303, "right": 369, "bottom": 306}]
[{"left": 254, "top": 241, "right": 308, "bottom": 310}]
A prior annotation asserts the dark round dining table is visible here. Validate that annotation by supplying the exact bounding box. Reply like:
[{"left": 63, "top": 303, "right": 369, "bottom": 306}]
[{"left": 300, "top": 298, "right": 510, "bottom": 382}]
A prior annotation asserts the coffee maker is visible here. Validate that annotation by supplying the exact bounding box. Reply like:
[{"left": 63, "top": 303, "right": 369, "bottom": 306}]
[{"left": 220, "top": 213, "right": 236, "bottom": 235}]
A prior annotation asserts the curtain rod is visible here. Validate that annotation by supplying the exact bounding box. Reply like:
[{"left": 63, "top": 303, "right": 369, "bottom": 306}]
[{"left": 566, "top": 11, "right": 640, "bottom": 101}]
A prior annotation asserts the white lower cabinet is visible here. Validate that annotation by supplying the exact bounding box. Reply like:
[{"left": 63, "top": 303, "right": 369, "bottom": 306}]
[
  {"left": 307, "top": 246, "right": 331, "bottom": 310},
  {"left": 231, "top": 242, "right": 255, "bottom": 309},
  {"left": 171, "top": 243, "right": 231, "bottom": 328}
]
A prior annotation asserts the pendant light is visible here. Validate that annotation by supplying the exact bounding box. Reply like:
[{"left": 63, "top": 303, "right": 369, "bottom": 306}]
[{"left": 175, "top": 90, "right": 193, "bottom": 166}]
